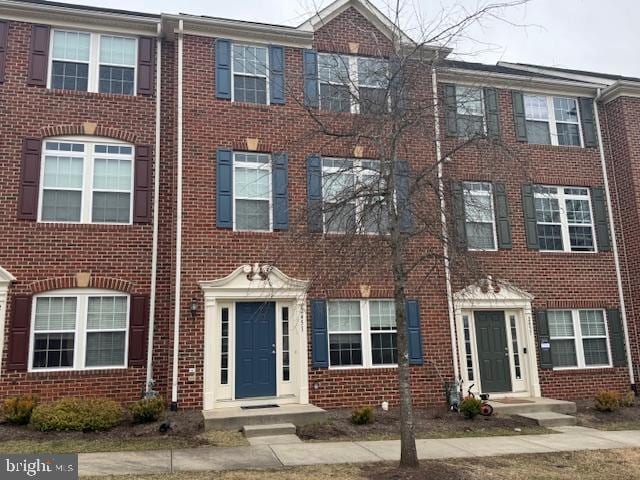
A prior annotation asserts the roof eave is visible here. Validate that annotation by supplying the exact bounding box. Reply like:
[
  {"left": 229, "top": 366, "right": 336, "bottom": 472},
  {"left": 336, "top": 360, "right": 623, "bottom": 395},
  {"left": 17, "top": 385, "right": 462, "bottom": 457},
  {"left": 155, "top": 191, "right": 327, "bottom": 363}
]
[{"left": 599, "top": 80, "right": 640, "bottom": 104}]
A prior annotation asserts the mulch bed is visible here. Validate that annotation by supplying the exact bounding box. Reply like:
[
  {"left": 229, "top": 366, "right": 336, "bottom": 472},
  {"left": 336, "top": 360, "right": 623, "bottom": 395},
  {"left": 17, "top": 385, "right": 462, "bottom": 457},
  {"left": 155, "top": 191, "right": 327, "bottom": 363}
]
[
  {"left": 575, "top": 400, "right": 640, "bottom": 428},
  {"left": 297, "top": 406, "right": 540, "bottom": 441},
  {"left": 0, "top": 409, "right": 205, "bottom": 444}
]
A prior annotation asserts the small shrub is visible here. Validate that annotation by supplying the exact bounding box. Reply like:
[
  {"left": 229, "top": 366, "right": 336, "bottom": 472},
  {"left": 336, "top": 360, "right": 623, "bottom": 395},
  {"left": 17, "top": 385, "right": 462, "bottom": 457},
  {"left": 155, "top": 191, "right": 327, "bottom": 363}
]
[
  {"left": 3, "top": 395, "right": 38, "bottom": 425},
  {"left": 30, "top": 397, "right": 123, "bottom": 431},
  {"left": 351, "top": 406, "right": 375, "bottom": 425},
  {"left": 460, "top": 396, "right": 482, "bottom": 419},
  {"left": 129, "top": 396, "right": 166, "bottom": 424},
  {"left": 621, "top": 391, "right": 636, "bottom": 408},
  {"left": 594, "top": 390, "right": 621, "bottom": 412}
]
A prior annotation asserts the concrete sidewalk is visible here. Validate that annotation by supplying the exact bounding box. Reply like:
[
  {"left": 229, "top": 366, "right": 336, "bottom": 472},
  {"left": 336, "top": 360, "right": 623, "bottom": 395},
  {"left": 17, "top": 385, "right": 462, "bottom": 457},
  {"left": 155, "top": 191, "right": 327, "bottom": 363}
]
[{"left": 78, "top": 426, "right": 640, "bottom": 476}]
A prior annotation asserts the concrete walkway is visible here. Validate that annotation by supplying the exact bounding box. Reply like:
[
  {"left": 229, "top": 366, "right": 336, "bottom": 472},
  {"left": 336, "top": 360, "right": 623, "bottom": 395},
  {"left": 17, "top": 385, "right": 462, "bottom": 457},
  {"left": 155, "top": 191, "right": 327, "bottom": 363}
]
[{"left": 78, "top": 426, "right": 640, "bottom": 476}]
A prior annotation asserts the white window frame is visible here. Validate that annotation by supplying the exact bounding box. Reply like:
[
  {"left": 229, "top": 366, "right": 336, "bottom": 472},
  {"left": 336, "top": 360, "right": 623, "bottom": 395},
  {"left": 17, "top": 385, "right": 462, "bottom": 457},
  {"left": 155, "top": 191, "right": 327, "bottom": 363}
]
[
  {"left": 327, "top": 299, "right": 397, "bottom": 370},
  {"left": 38, "top": 136, "right": 135, "bottom": 225},
  {"left": 455, "top": 85, "right": 487, "bottom": 137},
  {"left": 48, "top": 29, "right": 138, "bottom": 95},
  {"left": 534, "top": 185, "right": 596, "bottom": 253},
  {"left": 232, "top": 151, "right": 272, "bottom": 232},
  {"left": 318, "top": 53, "right": 389, "bottom": 114},
  {"left": 28, "top": 289, "right": 129, "bottom": 372},
  {"left": 321, "top": 157, "right": 388, "bottom": 235},
  {"left": 230, "top": 43, "right": 270, "bottom": 105},
  {"left": 523, "top": 94, "right": 583, "bottom": 147},
  {"left": 550, "top": 309, "right": 612, "bottom": 370},
  {"left": 462, "top": 181, "right": 497, "bottom": 251}
]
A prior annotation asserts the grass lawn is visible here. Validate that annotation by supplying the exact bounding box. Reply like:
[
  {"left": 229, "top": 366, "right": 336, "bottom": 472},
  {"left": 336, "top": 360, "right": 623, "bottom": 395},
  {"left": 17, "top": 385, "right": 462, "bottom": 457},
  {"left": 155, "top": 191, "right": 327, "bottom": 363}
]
[{"left": 82, "top": 448, "right": 640, "bottom": 479}]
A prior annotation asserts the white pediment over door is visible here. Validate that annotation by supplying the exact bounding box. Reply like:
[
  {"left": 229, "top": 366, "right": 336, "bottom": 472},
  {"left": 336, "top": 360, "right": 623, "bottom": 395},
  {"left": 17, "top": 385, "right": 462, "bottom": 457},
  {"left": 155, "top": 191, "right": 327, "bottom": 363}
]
[
  {"left": 454, "top": 277, "right": 533, "bottom": 309},
  {"left": 0, "top": 266, "right": 15, "bottom": 284}
]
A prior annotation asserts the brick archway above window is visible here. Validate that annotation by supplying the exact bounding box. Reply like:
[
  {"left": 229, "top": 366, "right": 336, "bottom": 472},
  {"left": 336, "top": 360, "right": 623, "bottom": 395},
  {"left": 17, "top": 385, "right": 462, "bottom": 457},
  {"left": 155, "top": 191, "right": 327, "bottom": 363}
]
[
  {"left": 29, "top": 275, "right": 134, "bottom": 294},
  {"left": 38, "top": 123, "right": 138, "bottom": 144}
]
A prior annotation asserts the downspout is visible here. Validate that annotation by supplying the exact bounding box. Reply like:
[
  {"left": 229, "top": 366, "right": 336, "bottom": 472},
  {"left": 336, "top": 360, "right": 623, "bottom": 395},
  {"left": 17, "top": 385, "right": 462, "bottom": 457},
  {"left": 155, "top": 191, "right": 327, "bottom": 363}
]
[
  {"left": 171, "top": 19, "right": 184, "bottom": 411},
  {"left": 594, "top": 89, "right": 636, "bottom": 388},
  {"left": 432, "top": 60, "right": 460, "bottom": 382},
  {"left": 145, "top": 22, "right": 162, "bottom": 395}
]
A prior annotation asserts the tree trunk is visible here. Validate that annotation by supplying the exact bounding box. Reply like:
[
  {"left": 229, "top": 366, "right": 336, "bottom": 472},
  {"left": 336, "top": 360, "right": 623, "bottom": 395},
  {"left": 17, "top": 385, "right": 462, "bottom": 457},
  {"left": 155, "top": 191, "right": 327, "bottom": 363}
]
[{"left": 392, "top": 241, "right": 419, "bottom": 468}]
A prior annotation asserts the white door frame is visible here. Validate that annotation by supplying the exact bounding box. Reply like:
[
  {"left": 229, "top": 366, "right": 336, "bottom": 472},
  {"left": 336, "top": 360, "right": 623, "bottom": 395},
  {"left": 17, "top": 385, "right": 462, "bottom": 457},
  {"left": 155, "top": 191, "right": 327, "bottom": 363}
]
[
  {"left": 0, "top": 266, "right": 16, "bottom": 376},
  {"left": 200, "top": 264, "right": 309, "bottom": 410},
  {"left": 453, "top": 279, "right": 541, "bottom": 398}
]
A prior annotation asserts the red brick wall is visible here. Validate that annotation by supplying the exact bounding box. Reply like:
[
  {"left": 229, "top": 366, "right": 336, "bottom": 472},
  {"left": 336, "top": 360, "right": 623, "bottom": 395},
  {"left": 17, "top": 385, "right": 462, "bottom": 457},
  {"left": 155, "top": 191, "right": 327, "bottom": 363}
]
[{"left": 0, "top": 20, "right": 157, "bottom": 403}]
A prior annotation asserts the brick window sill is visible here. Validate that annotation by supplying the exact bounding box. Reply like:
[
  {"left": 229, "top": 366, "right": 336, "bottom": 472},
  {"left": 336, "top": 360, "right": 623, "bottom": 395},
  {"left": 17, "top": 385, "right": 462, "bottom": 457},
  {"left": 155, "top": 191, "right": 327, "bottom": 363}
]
[
  {"left": 38, "top": 87, "right": 153, "bottom": 102},
  {"left": 21, "top": 367, "right": 138, "bottom": 379},
  {"left": 34, "top": 222, "right": 146, "bottom": 232}
]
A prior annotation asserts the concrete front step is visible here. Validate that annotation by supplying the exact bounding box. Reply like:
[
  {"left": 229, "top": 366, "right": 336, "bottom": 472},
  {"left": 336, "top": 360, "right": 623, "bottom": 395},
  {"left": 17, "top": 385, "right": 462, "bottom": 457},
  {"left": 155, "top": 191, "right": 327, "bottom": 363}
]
[
  {"left": 491, "top": 397, "right": 577, "bottom": 415},
  {"left": 515, "top": 411, "right": 577, "bottom": 427},
  {"left": 203, "top": 404, "right": 327, "bottom": 431},
  {"left": 243, "top": 423, "right": 297, "bottom": 437}
]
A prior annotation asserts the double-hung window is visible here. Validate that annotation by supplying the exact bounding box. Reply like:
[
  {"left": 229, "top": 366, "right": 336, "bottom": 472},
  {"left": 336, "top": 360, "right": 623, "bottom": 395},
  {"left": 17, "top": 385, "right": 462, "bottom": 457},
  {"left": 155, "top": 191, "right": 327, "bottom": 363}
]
[
  {"left": 462, "top": 181, "right": 497, "bottom": 250},
  {"left": 328, "top": 300, "right": 397, "bottom": 368},
  {"left": 548, "top": 309, "right": 611, "bottom": 369},
  {"left": 232, "top": 44, "right": 268, "bottom": 104},
  {"left": 40, "top": 139, "right": 134, "bottom": 224},
  {"left": 456, "top": 86, "right": 485, "bottom": 137},
  {"left": 322, "top": 158, "right": 388, "bottom": 234},
  {"left": 533, "top": 186, "right": 595, "bottom": 252},
  {"left": 50, "top": 30, "right": 137, "bottom": 94},
  {"left": 523, "top": 94, "right": 582, "bottom": 147},
  {"left": 233, "top": 152, "right": 271, "bottom": 231},
  {"left": 318, "top": 53, "right": 388, "bottom": 114},
  {"left": 30, "top": 291, "right": 129, "bottom": 371}
]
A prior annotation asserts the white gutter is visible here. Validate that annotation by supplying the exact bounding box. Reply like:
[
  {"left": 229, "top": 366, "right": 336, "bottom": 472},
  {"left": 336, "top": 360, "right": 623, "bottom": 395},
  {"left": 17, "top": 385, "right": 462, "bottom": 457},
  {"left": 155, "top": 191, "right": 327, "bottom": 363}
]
[
  {"left": 432, "top": 62, "right": 460, "bottom": 382},
  {"left": 171, "top": 19, "right": 184, "bottom": 410},
  {"left": 145, "top": 23, "right": 162, "bottom": 394},
  {"left": 594, "top": 89, "right": 636, "bottom": 387}
]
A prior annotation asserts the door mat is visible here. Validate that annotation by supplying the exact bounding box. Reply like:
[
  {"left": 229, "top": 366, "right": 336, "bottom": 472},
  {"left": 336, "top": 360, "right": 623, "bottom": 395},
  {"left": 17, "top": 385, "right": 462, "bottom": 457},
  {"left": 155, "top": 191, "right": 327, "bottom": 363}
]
[
  {"left": 241, "top": 404, "right": 280, "bottom": 410},
  {"left": 492, "top": 398, "right": 534, "bottom": 404}
]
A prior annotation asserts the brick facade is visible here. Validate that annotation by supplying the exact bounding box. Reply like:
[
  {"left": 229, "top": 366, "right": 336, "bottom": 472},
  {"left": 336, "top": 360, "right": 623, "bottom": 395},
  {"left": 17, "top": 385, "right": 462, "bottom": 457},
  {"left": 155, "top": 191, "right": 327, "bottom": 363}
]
[{"left": 0, "top": 0, "right": 637, "bottom": 411}]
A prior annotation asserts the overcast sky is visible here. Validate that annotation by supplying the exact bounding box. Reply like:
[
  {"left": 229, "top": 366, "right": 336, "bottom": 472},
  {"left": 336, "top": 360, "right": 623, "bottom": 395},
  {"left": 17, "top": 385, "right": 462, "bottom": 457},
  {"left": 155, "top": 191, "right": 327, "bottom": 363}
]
[{"left": 57, "top": 0, "right": 638, "bottom": 78}]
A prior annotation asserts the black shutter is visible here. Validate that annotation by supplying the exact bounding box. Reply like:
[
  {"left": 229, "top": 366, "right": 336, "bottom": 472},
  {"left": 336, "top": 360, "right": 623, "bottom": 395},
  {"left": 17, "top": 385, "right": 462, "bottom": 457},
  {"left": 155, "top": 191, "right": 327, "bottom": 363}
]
[
  {"left": 27, "top": 24, "right": 49, "bottom": 86},
  {"left": 215, "top": 39, "right": 231, "bottom": 100},
  {"left": 137, "top": 36, "right": 155, "bottom": 96},
  {"left": 128, "top": 295, "right": 148, "bottom": 367},
  {"left": 307, "top": 154, "right": 323, "bottom": 233},
  {"left": 512, "top": 91, "right": 528, "bottom": 142},
  {"left": 269, "top": 45, "right": 285, "bottom": 104},
  {"left": 536, "top": 310, "right": 553, "bottom": 369},
  {"left": 607, "top": 309, "right": 626, "bottom": 366},
  {"left": 493, "top": 183, "right": 512, "bottom": 249},
  {"left": 17, "top": 138, "right": 41, "bottom": 220},
  {"left": 591, "top": 186, "right": 611, "bottom": 252},
  {"left": 406, "top": 300, "right": 423, "bottom": 365},
  {"left": 444, "top": 84, "right": 458, "bottom": 137},
  {"left": 484, "top": 87, "right": 500, "bottom": 139},
  {"left": 7, "top": 296, "right": 31, "bottom": 371},
  {"left": 0, "top": 21, "right": 8, "bottom": 84},
  {"left": 133, "top": 145, "right": 152, "bottom": 224},
  {"left": 303, "top": 49, "right": 318, "bottom": 107},
  {"left": 311, "top": 300, "right": 328, "bottom": 368},
  {"left": 272, "top": 152, "right": 289, "bottom": 230},
  {"left": 579, "top": 98, "right": 598, "bottom": 148},
  {"left": 522, "top": 184, "right": 539, "bottom": 249},
  {"left": 451, "top": 181, "right": 466, "bottom": 248},
  {"left": 216, "top": 148, "right": 233, "bottom": 228}
]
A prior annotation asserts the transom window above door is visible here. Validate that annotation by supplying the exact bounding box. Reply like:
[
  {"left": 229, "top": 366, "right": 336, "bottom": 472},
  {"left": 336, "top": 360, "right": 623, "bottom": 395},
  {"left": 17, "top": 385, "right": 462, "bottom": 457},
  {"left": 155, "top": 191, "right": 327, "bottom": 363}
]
[
  {"left": 50, "top": 29, "right": 137, "bottom": 94},
  {"left": 533, "top": 185, "right": 595, "bottom": 252},
  {"left": 39, "top": 138, "right": 134, "bottom": 224}
]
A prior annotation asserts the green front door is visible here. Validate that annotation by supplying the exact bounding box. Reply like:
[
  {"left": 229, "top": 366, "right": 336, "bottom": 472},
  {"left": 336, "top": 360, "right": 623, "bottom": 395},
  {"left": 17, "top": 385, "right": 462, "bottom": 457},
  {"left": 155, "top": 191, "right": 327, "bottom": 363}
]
[{"left": 475, "top": 311, "right": 512, "bottom": 393}]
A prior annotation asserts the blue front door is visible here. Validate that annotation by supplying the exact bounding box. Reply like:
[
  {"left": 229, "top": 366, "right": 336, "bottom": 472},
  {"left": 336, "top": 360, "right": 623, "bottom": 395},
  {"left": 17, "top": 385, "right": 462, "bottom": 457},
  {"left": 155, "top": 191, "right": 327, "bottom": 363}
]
[{"left": 235, "top": 302, "right": 276, "bottom": 399}]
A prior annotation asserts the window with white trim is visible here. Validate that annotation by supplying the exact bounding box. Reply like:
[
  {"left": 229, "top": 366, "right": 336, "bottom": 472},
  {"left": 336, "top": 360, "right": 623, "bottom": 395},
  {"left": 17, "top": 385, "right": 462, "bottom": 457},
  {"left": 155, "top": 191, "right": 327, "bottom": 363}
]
[
  {"left": 523, "top": 94, "right": 582, "bottom": 147},
  {"left": 30, "top": 291, "right": 129, "bottom": 371},
  {"left": 318, "top": 53, "right": 388, "bottom": 114},
  {"left": 321, "top": 158, "right": 388, "bottom": 234},
  {"left": 463, "top": 181, "right": 496, "bottom": 250},
  {"left": 456, "top": 86, "right": 485, "bottom": 137},
  {"left": 328, "top": 300, "right": 397, "bottom": 368},
  {"left": 50, "top": 29, "right": 137, "bottom": 95},
  {"left": 233, "top": 152, "right": 271, "bottom": 231},
  {"left": 548, "top": 309, "right": 611, "bottom": 369},
  {"left": 232, "top": 44, "right": 268, "bottom": 104},
  {"left": 39, "top": 138, "right": 134, "bottom": 224},
  {"left": 533, "top": 186, "right": 595, "bottom": 252}
]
